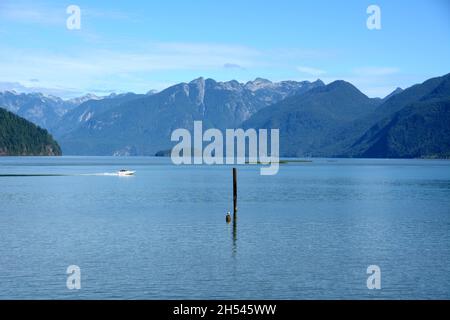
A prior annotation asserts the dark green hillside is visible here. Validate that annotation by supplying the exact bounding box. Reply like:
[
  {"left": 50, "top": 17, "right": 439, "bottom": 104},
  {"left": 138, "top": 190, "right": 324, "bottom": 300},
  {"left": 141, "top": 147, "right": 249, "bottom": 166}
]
[
  {"left": 243, "top": 80, "right": 381, "bottom": 156},
  {"left": 347, "top": 98, "right": 450, "bottom": 158},
  {"left": 0, "top": 108, "right": 61, "bottom": 156}
]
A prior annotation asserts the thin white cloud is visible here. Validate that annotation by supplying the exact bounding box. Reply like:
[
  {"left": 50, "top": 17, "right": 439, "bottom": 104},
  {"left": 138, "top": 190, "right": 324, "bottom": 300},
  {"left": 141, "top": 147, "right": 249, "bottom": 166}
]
[
  {"left": 82, "top": 8, "right": 132, "bottom": 21},
  {"left": 297, "top": 66, "right": 326, "bottom": 76},
  {"left": 0, "top": 42, "right": 265, "bottom": 97},
  {"left": 0, "top": 81, "right": 83, "bottom": 97},
  {"left": 224, "top": 63, "right": 245, "bottom": 70},
  {"left": 0, "top": 1, "right": 133, "bottom": 26},
  {"left": 0, "top": 1, "right": 64, "bottom": 25},
  {"left": 0, "top": 28, "right": 335, "bottom": 98},
  {"left": 270, "top": 48, "right": 336, "bottom": 60},
  {"left": 353, "top": 67, "right": 400, "bottom": 76},
  {"left": 154, "top": 42, "right": 261, "bottom": 57},
  {"left": 8, "top": 42, "right": 259, "bottom": 74}
]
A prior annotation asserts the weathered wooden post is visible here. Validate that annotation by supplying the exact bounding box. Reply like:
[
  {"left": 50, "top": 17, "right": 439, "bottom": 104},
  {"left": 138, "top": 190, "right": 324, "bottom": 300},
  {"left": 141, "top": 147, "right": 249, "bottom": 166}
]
[{"left": 233, "top": 167, "right": 237, "bottom": 219}]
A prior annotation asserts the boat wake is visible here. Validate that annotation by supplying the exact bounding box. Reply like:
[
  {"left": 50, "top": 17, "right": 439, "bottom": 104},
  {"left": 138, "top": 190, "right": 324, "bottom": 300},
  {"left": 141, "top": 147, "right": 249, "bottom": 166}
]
[
  {"left": 0, "top": 174, "right": 68, "bottom": 177},
  {"left": 0, "top": 172, "right": 133, "bottom": 177},
  {"left": 81, "top": 172, "right": 120, "bottom": 176},
  {"left": 82, "top": 171, "right": 135, "bottom": 176}
]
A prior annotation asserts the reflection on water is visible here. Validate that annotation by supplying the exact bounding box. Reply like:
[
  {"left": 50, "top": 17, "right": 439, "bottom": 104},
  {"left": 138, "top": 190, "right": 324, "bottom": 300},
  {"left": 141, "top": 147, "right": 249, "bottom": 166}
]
[
  {"left": 0, "top": 157, "right": 449, "bottom": 299},
  {"left": 232, "top": 218, "right": 237, "bottom": 257}
]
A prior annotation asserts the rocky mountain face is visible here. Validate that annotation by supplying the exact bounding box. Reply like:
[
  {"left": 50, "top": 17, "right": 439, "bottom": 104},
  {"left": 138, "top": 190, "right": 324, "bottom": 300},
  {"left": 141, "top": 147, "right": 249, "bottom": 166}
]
[
  {"left": 53, "top": 77, "right": 324, "bottom": 155},
  {"left": 0, "top": 91, "right": 77, "bottom": 129},
  {"left": 0, "top": 91, "right": 106, "bottom": 129}
]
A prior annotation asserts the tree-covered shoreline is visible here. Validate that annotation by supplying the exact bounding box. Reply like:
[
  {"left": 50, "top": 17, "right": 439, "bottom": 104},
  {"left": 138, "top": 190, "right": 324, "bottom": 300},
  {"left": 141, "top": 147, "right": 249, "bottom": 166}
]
[{"left": 0, "top": 108, "right": 61, "bottom": 156}]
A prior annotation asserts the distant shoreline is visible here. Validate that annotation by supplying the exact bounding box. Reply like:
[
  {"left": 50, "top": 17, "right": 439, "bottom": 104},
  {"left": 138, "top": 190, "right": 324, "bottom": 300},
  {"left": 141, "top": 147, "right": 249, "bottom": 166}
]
[{"left": 1, "top": 154, "right": 449, "bottom": 161}]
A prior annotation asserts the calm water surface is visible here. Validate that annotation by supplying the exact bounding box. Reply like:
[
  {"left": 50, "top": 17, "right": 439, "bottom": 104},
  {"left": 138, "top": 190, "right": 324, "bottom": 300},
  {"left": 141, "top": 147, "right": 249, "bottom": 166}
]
[{"left": 0, "top": 157, "right": 449, "bottom": 299}]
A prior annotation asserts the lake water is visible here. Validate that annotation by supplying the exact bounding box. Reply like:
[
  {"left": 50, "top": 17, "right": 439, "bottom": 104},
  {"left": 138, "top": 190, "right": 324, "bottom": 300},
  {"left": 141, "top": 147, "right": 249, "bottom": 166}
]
[{"left": 0, "top": 156, "right": 449, "bottom": 299}]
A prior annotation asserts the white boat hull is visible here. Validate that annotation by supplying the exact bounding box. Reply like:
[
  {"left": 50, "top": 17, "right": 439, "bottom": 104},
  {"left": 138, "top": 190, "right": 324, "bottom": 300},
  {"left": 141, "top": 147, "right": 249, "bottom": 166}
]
[{"left": 117, "top": 170, "right": 135, "bottom": 176}]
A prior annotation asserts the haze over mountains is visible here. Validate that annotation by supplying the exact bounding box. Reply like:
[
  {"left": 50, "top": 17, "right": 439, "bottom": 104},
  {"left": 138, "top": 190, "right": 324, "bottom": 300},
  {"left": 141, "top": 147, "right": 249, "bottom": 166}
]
[
  {"left": 1, "top": 74, "right": 449, "bottom": 158},
  {"left": 0, "top": 91, "right": 102, "bottom": 129}
]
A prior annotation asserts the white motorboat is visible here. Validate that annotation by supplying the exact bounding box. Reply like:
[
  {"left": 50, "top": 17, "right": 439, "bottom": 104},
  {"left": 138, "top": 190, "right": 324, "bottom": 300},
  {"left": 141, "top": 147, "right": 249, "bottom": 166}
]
[{"left": 117, "top": 169, "right": 135, "bottom": 176}]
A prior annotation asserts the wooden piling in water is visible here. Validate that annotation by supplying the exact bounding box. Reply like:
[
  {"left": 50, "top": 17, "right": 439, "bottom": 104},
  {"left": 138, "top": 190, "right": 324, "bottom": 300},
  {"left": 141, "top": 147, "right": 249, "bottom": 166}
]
[{"left": 233, "top": 167, "right": 237, "bottom": 218}]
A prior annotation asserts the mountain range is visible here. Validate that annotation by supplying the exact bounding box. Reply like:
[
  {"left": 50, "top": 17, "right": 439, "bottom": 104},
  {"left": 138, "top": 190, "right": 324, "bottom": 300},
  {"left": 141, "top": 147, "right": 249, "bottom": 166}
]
[
  {"left": 0, "top": 91, "right": 103, "bottom": 129},
  {"left": 1, "top": 74, "right": 449, "bottom": 158},
  {"left": 54, "top": 77, "right": 323, "bottom": 155}
]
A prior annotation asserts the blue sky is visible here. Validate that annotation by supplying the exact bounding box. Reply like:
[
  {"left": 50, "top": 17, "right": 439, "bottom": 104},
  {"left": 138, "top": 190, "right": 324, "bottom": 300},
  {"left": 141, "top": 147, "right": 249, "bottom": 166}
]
[{"left": 0, "top": 0, "right": 449, "bottom": 98}]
